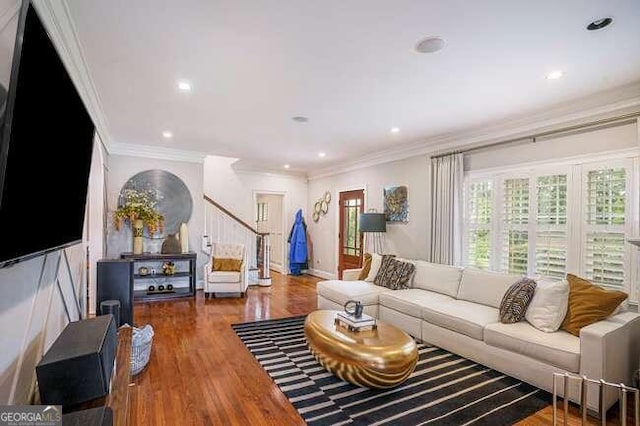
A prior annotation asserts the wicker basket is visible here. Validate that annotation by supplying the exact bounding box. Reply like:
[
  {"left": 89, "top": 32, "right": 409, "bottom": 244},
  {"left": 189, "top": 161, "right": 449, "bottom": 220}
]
[{"left": 130, "top": 324, "right": 154, "bottom": 376}]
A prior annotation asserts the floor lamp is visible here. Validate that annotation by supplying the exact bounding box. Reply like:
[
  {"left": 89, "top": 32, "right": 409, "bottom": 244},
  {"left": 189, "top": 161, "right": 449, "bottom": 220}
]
[{"left": 359, "top": 212, "right": 386, "bottom": 255}]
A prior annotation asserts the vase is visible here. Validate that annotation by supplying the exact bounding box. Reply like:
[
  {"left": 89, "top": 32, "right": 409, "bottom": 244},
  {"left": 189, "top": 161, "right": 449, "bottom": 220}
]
[
  {"left": 179, "top": 222, "right": 189, "bottom": 253},
  {"left": 132, "top": 219, "right": 144, "bottom": 254}
]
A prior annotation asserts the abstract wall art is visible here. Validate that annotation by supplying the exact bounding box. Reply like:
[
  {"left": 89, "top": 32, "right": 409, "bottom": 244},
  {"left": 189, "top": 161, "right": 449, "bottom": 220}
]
[{"left": 383, "top": 185, "right": 408, "bottom": 223}]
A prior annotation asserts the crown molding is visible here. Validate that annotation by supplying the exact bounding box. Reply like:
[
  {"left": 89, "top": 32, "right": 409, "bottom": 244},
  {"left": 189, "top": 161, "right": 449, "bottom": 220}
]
[
  {"left": 308, "top": 82, "right": 640, "bottom": 180},
  {"left": 33, "top": 0, "right": 113, "bottom": 153},
  {"left": 110, "top": 142, "right": 207, "bottom": 164}
]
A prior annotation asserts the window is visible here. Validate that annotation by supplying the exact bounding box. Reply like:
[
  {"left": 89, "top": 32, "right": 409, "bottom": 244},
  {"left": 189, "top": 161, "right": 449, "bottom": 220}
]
[
  {"left": 465, "top": 180, "right": 492, "bottom": 270},
  {"left": 535, "top": 174, "right": 567, "bottom": 278},
  {"left": 463, "top": 156, "right": 637, "bottom": 295},
  {"left": 502, "top": 178, "right": 529, "bottom": 274},
  {"left": 582, "top": 166, "right": 628, "bottom": 288},
  {"left": 257, "top": 202, "right": 268, "bottom": 222}
]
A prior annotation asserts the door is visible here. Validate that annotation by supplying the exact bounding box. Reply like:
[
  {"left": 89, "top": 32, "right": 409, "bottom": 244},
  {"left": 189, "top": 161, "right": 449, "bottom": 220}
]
[
  {"left": 338, "top": 189, "right": 364, "bottom": 279},
  {"left": 256, "top": 193, "right": 285, "bottom": 272}
]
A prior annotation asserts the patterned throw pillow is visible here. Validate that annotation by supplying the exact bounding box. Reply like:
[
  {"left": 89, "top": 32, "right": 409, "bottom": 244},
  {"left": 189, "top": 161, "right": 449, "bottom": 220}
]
[
  {"left": 374, "top": 257, "right": 415, "bottom": 290},
  {"left": 499, "top": 278, "right": 537, "bottom": 324}
]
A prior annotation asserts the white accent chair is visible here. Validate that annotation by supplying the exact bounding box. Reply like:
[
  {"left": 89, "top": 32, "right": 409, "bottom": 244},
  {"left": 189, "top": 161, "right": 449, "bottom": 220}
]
[{"left": 203, "top": 243, "right": 247, "bottom": 298}]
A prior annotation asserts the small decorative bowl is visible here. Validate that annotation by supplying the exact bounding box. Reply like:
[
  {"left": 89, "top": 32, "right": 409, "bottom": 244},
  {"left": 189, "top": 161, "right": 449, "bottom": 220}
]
[{"left": 138, "top": 266, "right": 149, "bottom": 276}]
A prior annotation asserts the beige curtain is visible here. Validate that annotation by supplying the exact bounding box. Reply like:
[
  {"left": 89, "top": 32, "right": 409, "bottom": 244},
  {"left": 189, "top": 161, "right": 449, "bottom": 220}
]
[{"left": 429, "top": 153, "right": 464, "bottom": 265}]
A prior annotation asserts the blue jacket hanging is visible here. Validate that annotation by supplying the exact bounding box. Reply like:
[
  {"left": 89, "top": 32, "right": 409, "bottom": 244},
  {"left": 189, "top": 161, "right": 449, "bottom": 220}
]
[{"left": 288, "top": 209, "right": 308, "bottom": 275}]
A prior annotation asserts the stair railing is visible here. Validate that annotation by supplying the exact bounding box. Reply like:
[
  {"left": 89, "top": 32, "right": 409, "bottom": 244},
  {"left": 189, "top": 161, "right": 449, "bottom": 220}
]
[{"left": 203, "top": 195, "right": 271, "bottom": 285}]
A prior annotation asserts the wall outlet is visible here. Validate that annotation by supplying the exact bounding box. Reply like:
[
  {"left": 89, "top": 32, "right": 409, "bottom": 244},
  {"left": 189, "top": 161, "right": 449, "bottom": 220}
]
[{"left": 316, "top": 259, "right": 321, "bottom": 264}]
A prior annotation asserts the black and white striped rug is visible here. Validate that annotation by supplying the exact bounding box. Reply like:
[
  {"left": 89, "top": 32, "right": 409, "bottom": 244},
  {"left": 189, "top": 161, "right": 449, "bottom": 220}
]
[{"left": 232, "top": 316, "right": 551, "bottom": 426}]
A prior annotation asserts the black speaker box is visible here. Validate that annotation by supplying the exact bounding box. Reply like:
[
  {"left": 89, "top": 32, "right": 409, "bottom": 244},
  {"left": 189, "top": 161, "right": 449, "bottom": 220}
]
[
  {"left": 97, "top": 259, "right": 133, "bottom": 327},
  {"left": 36, "top": 315, "right": 117, "bottom": 406},
  {"left": 62, "top": 406, "right": 113, "bottom": 426}
]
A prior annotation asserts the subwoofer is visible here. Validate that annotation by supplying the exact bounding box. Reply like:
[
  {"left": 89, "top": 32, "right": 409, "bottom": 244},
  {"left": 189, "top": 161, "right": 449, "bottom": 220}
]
[{"left": 36, "top": 315, "right": 117, "bottom": 406}]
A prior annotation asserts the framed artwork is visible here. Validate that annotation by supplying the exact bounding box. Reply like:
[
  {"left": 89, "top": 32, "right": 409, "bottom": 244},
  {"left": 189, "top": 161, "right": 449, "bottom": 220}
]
[{"left": 384, "top": 185, "right": 408, "bottom": 223}]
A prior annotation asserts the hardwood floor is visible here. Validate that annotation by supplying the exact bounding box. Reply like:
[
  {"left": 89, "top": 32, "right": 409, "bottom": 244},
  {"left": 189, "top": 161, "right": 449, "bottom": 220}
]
[{"left": 130, "top": 272, "right": 630, "bottom": 425}]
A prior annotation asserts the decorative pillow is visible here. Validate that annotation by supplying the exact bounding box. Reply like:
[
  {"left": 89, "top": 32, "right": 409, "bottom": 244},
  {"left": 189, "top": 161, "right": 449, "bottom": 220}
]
[
  {"left": 499, "top": 278, "right": 537, "bottom": 324},
  {"left": 358, "top": 253, "right": 372, "bottom": 280},
  {"left": 560, "top": 274, "right": 628, "bottom": 336},
  {"left": 365, "top": 253, "right": 394, "bottom": 282},
  {"left": 212, "top": 258, "right": 242, "bottom": 272},
  {"left": 525, "top": 279, "right": 569, "bottom": 332},
  {"left": 374, "top": 257, "right": 415, "bottom": 290}
]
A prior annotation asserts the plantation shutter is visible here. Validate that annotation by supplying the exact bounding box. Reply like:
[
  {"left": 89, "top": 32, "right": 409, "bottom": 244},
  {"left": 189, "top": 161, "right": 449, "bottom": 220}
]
[
  {"left": 583, "top": 167, "right": 626, "bottom": 288},
  {"left": 535, "top": 174, "right": 567, "bottom": 278},
  {"left": 466, "top": 180, "right": 492, "bottom": 270},
  {"left": 502, "top": 178, "right": 529, "bottom": 274}
]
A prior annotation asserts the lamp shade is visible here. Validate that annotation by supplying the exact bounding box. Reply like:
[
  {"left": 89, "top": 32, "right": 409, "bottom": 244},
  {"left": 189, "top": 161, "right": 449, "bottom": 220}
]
[{"left": 359, "top": 213, "right": 386, "bottom": 233}]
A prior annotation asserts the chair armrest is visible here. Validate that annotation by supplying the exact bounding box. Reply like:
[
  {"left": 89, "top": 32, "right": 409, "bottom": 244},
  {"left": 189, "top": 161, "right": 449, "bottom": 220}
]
[{"left": 342, "top": 268, "right": 363, "bottom": 281}]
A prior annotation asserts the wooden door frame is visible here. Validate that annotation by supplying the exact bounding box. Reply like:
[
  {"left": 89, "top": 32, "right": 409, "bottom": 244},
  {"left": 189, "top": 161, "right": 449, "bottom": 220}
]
[{"left": 336, "top": 187, "right": 366, "bottom": 279}]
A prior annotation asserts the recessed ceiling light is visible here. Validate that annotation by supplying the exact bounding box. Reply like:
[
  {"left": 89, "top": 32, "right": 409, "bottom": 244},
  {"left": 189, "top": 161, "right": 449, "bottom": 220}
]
[
  {"left": 177, "top": 80, "right": 192, "bottom": 92},
  {"left": 414, "top": 36, "right": 445, "bottom": 54},
  {"left": 587, "top": 17, "right": 613, "bottom": 31},
  {"left": 391, "top": 127, "right": 400, "bottom": 133},
  {"left": 318, "top": 152, "right": 326, "bottom": 158},
  {"left": 546, "top": 70, "right": 565, "bottom": 80},
  {"left": 284, "top": 164, "right": 290, "bottom": 169},
  {"left": 162, "top": 131, "right": 173, "bottom": 139},
  {"left": 292, "top": 116, "right": 309, "bottom": 123}
]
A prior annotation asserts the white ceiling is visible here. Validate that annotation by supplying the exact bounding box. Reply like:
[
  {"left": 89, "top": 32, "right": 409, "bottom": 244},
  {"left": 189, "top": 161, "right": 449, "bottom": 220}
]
[{"left": 65, "top": 0, "right": 640, "bottom": 174}]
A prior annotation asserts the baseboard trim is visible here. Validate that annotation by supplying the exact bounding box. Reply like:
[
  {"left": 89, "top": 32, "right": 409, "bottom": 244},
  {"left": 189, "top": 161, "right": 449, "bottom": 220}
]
[{"left": 306, "top": 269, "right": 336, "bottom": 280}]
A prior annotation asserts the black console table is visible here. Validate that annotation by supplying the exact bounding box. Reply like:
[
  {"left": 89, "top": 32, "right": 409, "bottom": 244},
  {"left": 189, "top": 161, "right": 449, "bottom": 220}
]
[{"left": 120, "top": 252, "right": 197, "bottom": 302}]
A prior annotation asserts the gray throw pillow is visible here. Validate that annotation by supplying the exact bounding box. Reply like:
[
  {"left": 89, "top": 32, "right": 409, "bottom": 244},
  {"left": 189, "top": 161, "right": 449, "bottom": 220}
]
[
  {"left": 374, "top": 257, "right": 414, "bottom": 290},
  {"left": 499, "top": 277, "right": 537, "bottom": 324}
]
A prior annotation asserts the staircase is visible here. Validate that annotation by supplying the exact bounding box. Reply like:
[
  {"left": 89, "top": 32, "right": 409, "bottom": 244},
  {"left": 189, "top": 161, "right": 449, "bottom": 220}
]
[{"left": 202, "top": 195, "right": 271, "bottom": 286}]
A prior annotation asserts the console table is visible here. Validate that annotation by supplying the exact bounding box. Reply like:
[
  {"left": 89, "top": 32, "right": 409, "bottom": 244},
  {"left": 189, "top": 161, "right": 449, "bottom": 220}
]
[{"left": 120, "top": 252, "right": 197, "bottom": 302}]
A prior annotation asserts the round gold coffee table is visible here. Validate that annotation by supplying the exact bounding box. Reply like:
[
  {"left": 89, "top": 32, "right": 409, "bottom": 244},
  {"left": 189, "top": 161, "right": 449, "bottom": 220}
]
[{"left": 304, "top": 310, "right": 418, "bottom": 389}]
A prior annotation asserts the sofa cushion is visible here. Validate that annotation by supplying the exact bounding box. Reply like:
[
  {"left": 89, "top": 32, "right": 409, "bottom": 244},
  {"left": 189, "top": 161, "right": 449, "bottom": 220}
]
[
  {"left": 207, "top": 271, "right": 241, "bottom": 283},
  {"left": 412, "top": 261, "right": 463, "bottom": 297},
  {"left": 484, "top": 322, "right": 580, "bottom": 372},
  {"left": 316, "top": 280, "right": 390, "bottom": 306},
  {"left": 457, "top": 268, "right": 522, "bottom": 308},
  {"left": 525, "top": 279, "right": 569, "bottom": 332},
  {"left": 560, "top": 274, "right": 628, "bottom": 337},
  {"left": 499, "top": 278, "right": 537, "bottom": 324},
  {"left": 379, "top": 289, "right": 455, "bottom": 318},
  {"left": 421, "top": 300, "right": 499, "bottom": 340},
  {"left": 374, "top": 258, "right": 415, "bottom": 290}
]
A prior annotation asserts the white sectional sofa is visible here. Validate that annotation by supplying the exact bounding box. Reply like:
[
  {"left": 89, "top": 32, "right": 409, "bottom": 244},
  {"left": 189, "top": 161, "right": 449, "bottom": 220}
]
[{"left": 316, "top": 260, "right": 640, "bottom": 412}]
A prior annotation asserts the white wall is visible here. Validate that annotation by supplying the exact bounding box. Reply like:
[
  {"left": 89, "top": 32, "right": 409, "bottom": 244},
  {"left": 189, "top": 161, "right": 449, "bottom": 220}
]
[
  {"left": 307, "top": 155, "right": 431, "bottom": 278},
  {"left": 203, "top": 155, "right": 308, "bottom": 273},
  {"left": 306, "top": 121, "right": 640, "bottom": 280},
  {"left": 105, "top": 155, "right": 206, "bottom": 282}
]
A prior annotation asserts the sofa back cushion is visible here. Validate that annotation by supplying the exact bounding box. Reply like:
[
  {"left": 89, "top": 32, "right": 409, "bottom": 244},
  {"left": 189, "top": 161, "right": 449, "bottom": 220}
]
[
  {"left": 412, "top": 261, "right": 463, "bottom": 298},
  {"left": 457, "top": 268, "right": 522, "bottom": 308}
]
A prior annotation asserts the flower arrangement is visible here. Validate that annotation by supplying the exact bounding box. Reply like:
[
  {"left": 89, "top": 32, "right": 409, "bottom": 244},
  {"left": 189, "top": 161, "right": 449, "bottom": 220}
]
[{"left": 113, "top": 188, "right": 164, "bottom": 235}]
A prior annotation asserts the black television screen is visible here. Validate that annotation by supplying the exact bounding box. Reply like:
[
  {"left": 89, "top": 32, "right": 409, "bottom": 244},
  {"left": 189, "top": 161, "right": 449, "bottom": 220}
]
[{"left": 0, "top": 1, "right": 95, "bottom": 267}]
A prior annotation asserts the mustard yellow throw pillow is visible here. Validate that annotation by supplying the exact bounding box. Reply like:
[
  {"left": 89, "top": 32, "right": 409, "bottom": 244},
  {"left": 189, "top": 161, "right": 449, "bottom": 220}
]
[
  {"left": 560, "top": 273, "right": 627, "bottom": 336},
  {"left": 212, "top": 258, "right": 242, "bottom": 272},
  {"left": 358, "top": 253, "right": 372, "bottom": 280}
]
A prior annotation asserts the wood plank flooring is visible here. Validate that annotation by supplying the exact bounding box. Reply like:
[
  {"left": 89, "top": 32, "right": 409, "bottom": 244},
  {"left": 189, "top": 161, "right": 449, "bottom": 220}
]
[{"left": 130, "top": 272, "right": 630, "bottom": 425}]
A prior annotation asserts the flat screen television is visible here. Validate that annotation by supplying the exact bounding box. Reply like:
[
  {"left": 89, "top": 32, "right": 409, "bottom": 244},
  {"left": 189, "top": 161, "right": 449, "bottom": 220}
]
[{"left": 0, "top": 1, "right": 95, "bottom": 267}]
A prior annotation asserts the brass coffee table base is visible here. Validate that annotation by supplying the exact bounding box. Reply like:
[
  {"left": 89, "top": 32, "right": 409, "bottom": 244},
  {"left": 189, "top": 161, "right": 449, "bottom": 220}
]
[{"left": 305, "top": 310, "right": 418, "bottom": 389}]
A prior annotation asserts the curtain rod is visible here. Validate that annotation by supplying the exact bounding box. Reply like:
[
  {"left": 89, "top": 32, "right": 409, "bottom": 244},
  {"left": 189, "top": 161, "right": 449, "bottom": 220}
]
[{"left": 431, "top": 111, "right": 640, "bottom": 159}]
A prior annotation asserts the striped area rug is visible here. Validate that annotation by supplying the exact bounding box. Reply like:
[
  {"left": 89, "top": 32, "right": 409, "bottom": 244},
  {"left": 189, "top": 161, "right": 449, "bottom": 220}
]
[{"left": 232, "top": 316, "right": 551, "bottom": 426}]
